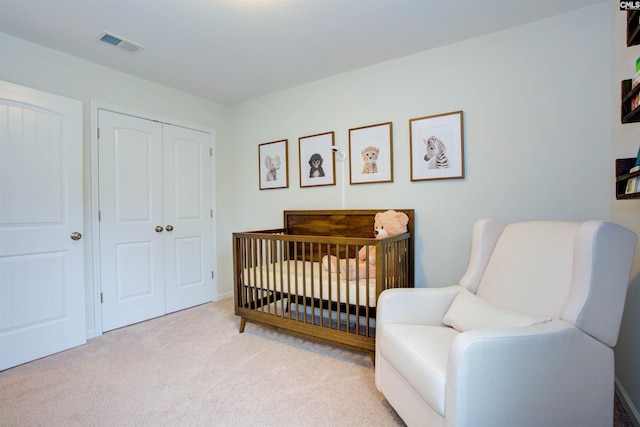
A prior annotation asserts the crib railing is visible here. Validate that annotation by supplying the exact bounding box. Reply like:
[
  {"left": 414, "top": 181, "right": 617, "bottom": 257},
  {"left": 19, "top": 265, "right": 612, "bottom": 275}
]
[{"left": 232, "top": 230, "right": 412, "bottom": 353}]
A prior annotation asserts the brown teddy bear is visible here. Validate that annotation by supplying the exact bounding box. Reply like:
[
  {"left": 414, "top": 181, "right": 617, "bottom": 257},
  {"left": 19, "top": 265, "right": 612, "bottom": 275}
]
[{"left": 322, "top": 210, "right": 409, "bottom": 280}]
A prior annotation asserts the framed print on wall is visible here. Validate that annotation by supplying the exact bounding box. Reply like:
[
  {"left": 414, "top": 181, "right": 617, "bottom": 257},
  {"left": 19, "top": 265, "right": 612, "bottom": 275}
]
[
  {"left": 259, "top": 139, "right": 289, "bottom": 190},
  {"left": 410, "top": 110, "right": 464, "bottom": 181},
  {"left": 299, "top": 131, "right": 336, "bottom": 188},
  {"left": 349, "top": 122, "right": 393, "bottom": 185}
]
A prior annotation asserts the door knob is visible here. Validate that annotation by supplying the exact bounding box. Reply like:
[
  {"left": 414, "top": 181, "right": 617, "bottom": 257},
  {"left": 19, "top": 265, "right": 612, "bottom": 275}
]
[
  {"left": 166, "top": 225, "right": 174, "bottom": 231},
  {"left": 155, "top": 226, "right": 164, "bottom": 232},
  {"left": 70, "top": 231, "right": 82, "bottom": 241}
]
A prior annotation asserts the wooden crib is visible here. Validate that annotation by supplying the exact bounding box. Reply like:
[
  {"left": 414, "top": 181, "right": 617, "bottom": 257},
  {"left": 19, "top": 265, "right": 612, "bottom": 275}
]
[{"left": 232, "top": 209, "right": 414, "bottom": 354}]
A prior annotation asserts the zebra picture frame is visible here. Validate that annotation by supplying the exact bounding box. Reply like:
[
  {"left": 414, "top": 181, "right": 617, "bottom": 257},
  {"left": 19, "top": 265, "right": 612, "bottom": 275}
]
[{"left": 409, "top": 110, "right": 465, "bottom": 181}]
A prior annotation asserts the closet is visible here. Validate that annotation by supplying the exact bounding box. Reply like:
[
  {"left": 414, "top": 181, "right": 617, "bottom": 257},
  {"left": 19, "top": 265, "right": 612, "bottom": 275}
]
[{"left": 98, "top": 110, "right": 213, "bottom": 331}]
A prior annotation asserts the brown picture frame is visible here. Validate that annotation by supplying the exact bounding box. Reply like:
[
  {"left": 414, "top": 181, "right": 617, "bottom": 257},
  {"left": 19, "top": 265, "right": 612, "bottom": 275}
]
[
  {"left": 298, "top": 131, "right": 336, "bottom": 188},
  {"left": 259, "top": 139, "right": 289, "bottom": 190},
  {"left": 410, "top": 111, "right": 464, "bottom": 181},
  {"left": 349, "top": 122, "right": 393, "bottom": 185}
]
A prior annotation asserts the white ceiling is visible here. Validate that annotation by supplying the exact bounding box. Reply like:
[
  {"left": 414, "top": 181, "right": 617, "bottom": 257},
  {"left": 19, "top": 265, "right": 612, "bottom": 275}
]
[{"left": 0, "top": 0, "right": 603, "bottom": 106}]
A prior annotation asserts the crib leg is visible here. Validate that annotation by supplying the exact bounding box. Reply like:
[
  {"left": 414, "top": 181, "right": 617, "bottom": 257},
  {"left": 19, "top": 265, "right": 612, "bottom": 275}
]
[
  {"left": 370, "top": 351, "right": 375, "bottom": 366},
  {"left": 239, "top": 317, "right": 246, "bottom": 333}
]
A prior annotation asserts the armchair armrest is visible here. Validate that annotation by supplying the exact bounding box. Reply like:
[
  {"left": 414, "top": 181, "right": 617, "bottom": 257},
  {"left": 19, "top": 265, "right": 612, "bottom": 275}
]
[
  {"left": 377, "top": 286, "right": 460, "bottom": 328},
  {"left": 446, "top": 320, "right": 614, "bottom": 427}
]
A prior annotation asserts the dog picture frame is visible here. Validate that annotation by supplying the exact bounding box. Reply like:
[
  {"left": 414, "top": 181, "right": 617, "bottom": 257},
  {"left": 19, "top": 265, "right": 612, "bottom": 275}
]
[
  {"left": 410, "top": 110, "right": 464, "bottom": 182},
  {"left": 299, "top": 131, "right": 336, "bottom": 188},
  {"left": 349, "top": 122, "right": 393, "bottom": 185},
  {"left": 259, "top": 139, "right": 289, "bottom": 190}
]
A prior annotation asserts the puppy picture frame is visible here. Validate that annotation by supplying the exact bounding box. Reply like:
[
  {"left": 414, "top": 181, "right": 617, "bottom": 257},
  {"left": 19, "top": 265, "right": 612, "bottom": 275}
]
[
  {"left": 259, "top": 139, "right": 289, "bottom": 190},
  {"left": 299, "top": 131, "right": 336, "bottom": 188},
  {"left": 349, "top": 122, "right": 393, "bottom": 185},
  {"left": 410, "top": 110, "right": 464, "bottom": 182}
]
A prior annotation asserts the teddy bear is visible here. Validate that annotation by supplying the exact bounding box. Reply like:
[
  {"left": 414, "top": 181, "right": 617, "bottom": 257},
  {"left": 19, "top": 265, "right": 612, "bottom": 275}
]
[{"left": 321, "top": 210, "right": 409, "bottom": 280}]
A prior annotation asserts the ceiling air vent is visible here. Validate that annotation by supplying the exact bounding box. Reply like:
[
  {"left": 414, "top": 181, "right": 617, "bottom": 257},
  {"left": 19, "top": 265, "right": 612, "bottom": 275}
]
[{"left": 97, "top": 32, "right": 144, "bottom": 55}]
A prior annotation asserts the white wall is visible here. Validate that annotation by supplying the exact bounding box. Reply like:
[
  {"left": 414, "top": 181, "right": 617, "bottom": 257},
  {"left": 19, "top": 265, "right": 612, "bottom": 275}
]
[
  {"left": 0, "top": 32, "right": 232, "bottom": 334},
  {"left": 611, "top": 2, "right": 640, "bottom": 423},
  {"left": 222, "top": 3, "right": 611, "bottom": 294}
]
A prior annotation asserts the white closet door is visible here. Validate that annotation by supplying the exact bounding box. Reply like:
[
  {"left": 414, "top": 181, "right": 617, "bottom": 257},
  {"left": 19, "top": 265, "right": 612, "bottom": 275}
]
[
  {"left": 0, "top": 81, "right": 85, "bottom": 370},
  {"left": 163, "top": 124, "right": 212, "bottom": 313},
  {"left": 98, "top": 110, "right": 165, "bottom": 332},
  {"left": 98, "top": 111, "right": 213, "bottom": 332}
]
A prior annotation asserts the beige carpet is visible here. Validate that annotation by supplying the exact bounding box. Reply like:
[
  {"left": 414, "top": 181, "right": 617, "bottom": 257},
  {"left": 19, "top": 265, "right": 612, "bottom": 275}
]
[
  {"left": 1, "top": 298, "right": 635, "bottom": 427},
  {"left": 1, "top": 298, "right": 404, "bottom": 427}
]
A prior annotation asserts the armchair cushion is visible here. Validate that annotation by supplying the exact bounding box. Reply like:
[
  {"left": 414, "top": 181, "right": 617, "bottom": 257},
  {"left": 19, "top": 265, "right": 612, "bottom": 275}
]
[
  {"left": 442, "top": 287, "right": 551, "bottom": 332},
  {"left": 378, "top": 324, "right": 459, "bottom": 416}
]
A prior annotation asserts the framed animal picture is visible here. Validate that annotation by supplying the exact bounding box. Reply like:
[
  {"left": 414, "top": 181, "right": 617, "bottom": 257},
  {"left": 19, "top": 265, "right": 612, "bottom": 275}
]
[
  {"left": 298, "top": 131, "right": 336, "bottom": 188},
  {"left": 409, "top": 111, "right": 464, "bottom": 181},
  {"left": 259, "top": 139, "right": 289, "bottom": 190},
  {"left": 349, "top": 122, "right": 393, "bottom": 185}
]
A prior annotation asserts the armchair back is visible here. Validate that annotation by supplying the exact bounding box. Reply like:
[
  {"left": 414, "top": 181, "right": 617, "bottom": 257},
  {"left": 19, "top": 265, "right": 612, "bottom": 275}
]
[{"left": 462, "top": 220, "right": 637, "bottom": 347}]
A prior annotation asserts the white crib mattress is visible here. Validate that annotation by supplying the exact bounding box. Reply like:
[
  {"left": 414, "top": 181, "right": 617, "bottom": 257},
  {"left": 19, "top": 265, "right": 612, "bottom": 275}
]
[{"left": 241, "top": 260, "right": 377, "bottom": 307}]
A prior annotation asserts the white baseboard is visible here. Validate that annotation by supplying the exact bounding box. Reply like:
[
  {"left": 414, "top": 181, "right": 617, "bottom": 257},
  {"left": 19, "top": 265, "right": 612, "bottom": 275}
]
[
  {"left": 86, "top": 328, "right": 98, "bottom": 340},
  {"left": 615, "top": 377, "right": 640, "bottom": 427},
  {"left": 216, "top": 291, "right": 233, "bottom": 301}
]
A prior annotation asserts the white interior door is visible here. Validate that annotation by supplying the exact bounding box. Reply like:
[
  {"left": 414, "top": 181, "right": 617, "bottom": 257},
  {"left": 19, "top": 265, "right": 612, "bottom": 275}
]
[
  {"left": 0, "top": 81, "right": 85, "bottom": 370},
  {"left": 163, "top": 124, "right": 212, "bottom": 313},
  {"left": 98, "top": 110, "right": 165, "bottom": 331},
  {"left": 98, "top": 111, "right": 213, "bottom": 332}
]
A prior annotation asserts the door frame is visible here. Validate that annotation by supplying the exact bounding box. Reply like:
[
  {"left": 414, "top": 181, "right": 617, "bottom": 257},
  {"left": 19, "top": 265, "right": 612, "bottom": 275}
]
[{"left": 89, "top": 101, "right": 217, "bottom": 337}]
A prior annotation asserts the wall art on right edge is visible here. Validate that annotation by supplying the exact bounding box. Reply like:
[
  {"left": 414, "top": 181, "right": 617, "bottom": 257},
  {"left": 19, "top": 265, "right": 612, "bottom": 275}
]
[{"left": 409, "top": 110, "right": 464, "bottom": 181}]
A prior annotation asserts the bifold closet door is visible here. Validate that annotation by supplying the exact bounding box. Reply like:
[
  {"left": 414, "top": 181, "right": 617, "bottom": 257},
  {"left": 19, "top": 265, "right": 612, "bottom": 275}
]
[
  {"left": 98, "top": 110, "right": 213, "bottom": 332},
  {"left": 98, "top": 111, "right": 165, "bottom": 331},
  {"left": 162, "top": 124, "right": 212, "bottom": 314}
]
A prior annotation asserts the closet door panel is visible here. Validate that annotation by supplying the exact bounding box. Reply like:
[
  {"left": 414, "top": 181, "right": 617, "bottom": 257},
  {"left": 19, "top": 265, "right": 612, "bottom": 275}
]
[
  {"left": 98, "top": 110, "right": 165, "bottom": 332},
  {"left": 163, "top": 124, "right": 212, "bottom": 313}
]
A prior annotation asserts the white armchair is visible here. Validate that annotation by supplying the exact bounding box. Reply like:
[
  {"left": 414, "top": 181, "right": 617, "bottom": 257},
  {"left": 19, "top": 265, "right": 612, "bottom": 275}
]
[{"left": 375, "top": 219, "right": 637, "bottom": 427}]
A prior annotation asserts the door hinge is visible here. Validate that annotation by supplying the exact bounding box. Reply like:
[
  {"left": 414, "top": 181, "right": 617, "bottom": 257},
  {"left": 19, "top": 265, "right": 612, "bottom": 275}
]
[
  {"left": 97, "top": 127, "right": 100, "bottom": 139},
  {"left": 100, "top": 292, "right": 104, "bottom": 303},
  {"left": 210, "top": 147, "right": 212, "bottom": 157},
  {"left": 211, "top": 271, "right": 215, "bottom": 279},
  {"left": 210, "top": 209, "right": 213, "bottom": 218},
  {"left": 98, "top": 210, "right": 101, "bottom": 221}
]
